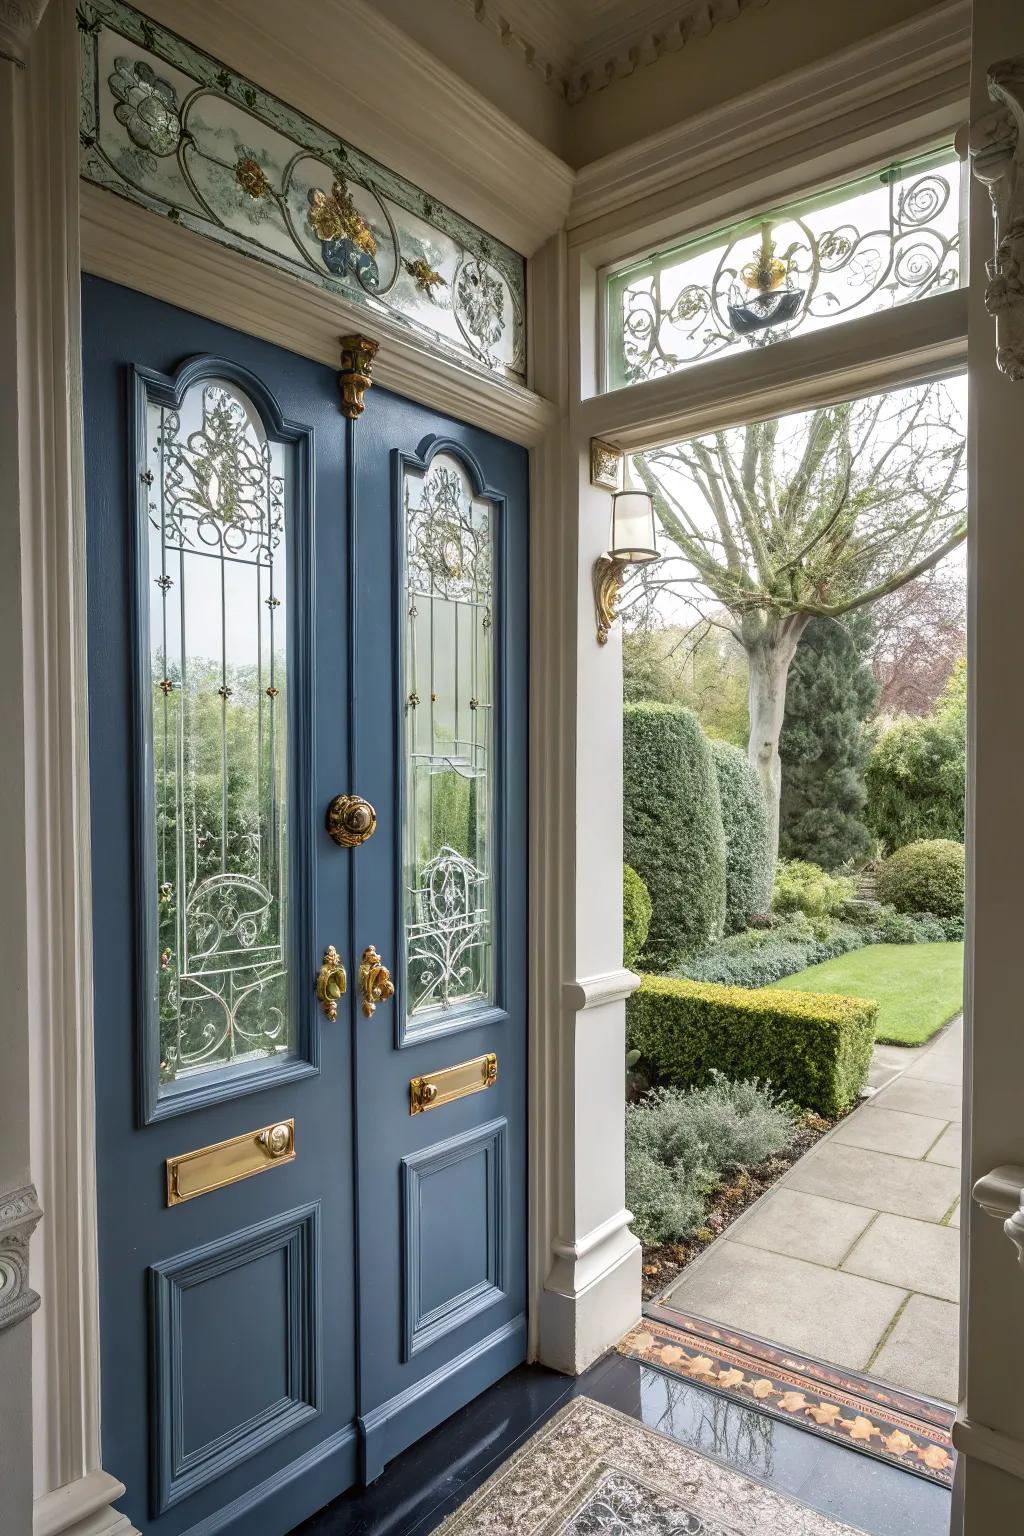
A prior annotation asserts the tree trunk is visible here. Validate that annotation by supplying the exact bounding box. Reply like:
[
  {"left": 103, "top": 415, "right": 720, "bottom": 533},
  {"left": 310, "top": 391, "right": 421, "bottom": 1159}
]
[{"left": 744, "top": 616, "right": 809, "bottom": 865}]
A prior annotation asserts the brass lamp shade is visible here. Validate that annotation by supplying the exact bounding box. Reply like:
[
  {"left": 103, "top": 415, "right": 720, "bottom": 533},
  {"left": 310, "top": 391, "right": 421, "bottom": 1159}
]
[{"left": 608, "top": 490, "right": 658, "bottom": 563}]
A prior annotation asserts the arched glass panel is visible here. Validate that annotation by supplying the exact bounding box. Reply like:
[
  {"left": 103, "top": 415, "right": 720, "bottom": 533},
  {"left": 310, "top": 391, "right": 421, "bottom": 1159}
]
[
  {"left": 144, "top": 378, "right": 292, "bottom": 1083},
  {"left": 402, "top": 452, "right": 495, "bottom": 1023}
]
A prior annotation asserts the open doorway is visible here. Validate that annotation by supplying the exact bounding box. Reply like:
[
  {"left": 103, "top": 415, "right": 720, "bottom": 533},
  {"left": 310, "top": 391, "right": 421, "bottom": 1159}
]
[{"left": 619, "top": 373, "right": 966, "bottom": 1512}]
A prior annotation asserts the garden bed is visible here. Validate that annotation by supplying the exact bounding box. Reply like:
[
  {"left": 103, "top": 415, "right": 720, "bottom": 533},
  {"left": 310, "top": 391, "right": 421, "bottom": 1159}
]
[{"left": 639, "top": 1107, "right": 842, "bottom": 1303}]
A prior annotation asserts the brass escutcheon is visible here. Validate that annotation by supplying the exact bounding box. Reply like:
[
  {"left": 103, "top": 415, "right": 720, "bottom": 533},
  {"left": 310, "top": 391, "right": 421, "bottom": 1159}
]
[
  {"left": 326, "top": 793, "right": 377, "bottom": 847},
  {"left": 316, "top": 945, "right": 348, "bottom": 1020}
]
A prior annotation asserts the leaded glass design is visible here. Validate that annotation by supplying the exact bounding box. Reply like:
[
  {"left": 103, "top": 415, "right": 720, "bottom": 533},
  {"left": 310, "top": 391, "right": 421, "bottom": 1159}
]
[
  {"left": 605, "top": 148, "right": 963, "bottom": 389},
  {"left": 145, "top": 378, "right": 291, "bottom": 1084},
  {"left": 403, "top": 454, "right": 495, "bottom": 1021}
]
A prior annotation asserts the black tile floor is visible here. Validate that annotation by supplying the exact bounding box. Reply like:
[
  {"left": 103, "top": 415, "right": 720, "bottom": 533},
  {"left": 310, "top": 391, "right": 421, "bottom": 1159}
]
[{"left": 293, "top": 1352, "right": 952, "bottom": 1536}]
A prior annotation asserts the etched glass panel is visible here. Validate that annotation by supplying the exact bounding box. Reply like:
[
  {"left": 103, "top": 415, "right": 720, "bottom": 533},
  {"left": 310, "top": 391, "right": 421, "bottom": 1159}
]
[
  {"left": 403, "top": 455, "right": 495, "bottom": 1022},
  {"left": 146, "top": 379, "right": 291, "bottom": 1084},
  {"left": 605, "top": 148, "right": 963, "bottom": 389}
]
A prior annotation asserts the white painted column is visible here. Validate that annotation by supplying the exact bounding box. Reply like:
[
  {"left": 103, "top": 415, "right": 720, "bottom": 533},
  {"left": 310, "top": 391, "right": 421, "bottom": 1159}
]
[{"left": 528, "top": 235, "right": 641, "bottom": 1375}]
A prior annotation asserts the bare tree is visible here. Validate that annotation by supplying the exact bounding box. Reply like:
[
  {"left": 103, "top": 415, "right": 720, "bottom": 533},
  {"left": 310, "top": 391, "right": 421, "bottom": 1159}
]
[
  {"left": 633, "top": 381, "right": 966, "bottom": 859},
  {"left": 869, "top": 563, "right": 966, "bottom": 716}
]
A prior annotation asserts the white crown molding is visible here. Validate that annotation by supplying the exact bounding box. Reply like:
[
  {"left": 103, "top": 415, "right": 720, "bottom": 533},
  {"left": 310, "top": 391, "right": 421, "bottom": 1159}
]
[
  {"left": 569, "top": 0, "right": 971, "bottom": 233},
  {"left": 973, "top": 1164, "right": 1024, "bottom": 1266},
  {"left": 562, "top": 968, "right": 641, "bottom": 1012},
  {"left": 0, "top": 1185, "right": 42, "bottom": 1330},
  {"left": 135, "top": 0, "right": 574, "bottom": 257},
  {"left": 450, "top": 0, "right": 771, "bottom": 104}
]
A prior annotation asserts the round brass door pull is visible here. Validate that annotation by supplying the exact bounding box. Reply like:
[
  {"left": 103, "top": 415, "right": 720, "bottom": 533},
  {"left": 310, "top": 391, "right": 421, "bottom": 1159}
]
[{"left": 326, "top": 793, "right": 377, "bottom": 847}]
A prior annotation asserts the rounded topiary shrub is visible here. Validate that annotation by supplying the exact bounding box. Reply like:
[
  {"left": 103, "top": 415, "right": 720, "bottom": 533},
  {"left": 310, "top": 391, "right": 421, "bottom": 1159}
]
[
  {"left": 623, "top": 864, "right": 652, "bottom": 970},
  {"left": 876, "top": 839, "right": 965, "bottom": 918},
  {"left": 772, "top": 858, "right": 855, "bottom": 918},
  {"left": 711, "top": 740, "right": 773, "bottom": 934},
  {"left": 623, "top": 703, "right": 727, "bottom": 969}
]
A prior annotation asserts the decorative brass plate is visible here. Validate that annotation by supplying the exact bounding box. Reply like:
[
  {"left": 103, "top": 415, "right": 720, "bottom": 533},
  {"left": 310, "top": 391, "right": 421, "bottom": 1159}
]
[
  {"left": 166, "top": 1119, "right": 295, "bottom": 1206},
  {"left": 326, "top": 793, "right": 377, "bottom": 847},
  {"left": 410, "top": 1053, "right": 497, "bottom": 1115}
]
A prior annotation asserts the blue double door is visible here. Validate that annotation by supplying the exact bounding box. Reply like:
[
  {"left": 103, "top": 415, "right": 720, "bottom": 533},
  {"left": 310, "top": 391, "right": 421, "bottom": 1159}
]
[{"left": 84, "top": 277, "right": 528, "bottom": 1535}]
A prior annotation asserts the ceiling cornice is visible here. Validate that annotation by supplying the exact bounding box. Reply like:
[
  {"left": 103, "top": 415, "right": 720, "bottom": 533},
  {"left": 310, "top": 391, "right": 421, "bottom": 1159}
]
[{"left": 451, "top": 0, "right": 772, "bottom": 104}]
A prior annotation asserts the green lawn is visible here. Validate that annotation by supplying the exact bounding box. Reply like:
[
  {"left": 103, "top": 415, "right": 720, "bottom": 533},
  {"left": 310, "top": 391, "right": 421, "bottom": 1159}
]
[{"left": 769, "top": 942, "right": 964, "bottom": 1046}]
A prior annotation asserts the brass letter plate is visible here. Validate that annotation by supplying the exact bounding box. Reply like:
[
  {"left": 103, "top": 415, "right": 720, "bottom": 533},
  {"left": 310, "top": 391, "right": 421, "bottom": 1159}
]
[
  {"left": 166, "top": 1119, "right": 295, "bottom": 1206},
  {"left": 410, "top": 1053, "right": 497, "bottom": 1115}
]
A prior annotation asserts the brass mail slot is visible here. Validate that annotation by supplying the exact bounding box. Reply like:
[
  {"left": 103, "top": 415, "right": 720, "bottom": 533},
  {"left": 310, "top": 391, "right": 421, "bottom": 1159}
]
[
  {"left": 166, "top": 1119, "right": 295, "bottom": 1206},
  {"left": 410, "top": 1053, "right": 497, "bottom": 1115}
]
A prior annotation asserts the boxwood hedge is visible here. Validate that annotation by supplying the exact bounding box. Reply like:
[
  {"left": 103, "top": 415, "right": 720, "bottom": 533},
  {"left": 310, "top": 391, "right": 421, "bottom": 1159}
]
[
  {"left": 626, "top": 974, "right": 876, "bottom": 1116},
  {"left": 711, "top": 740, "right": 773, "bottom": 934},
  {"left": 623, "top": 703, "right": 726, "bottom": 968},
  {"left": 623, "top": 863, "right": 653, "bottom": 970}
]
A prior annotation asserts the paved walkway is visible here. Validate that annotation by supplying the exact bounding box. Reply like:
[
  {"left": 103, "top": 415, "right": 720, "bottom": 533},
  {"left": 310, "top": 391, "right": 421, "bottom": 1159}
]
[{"left": 661, "top": 1017, "right": 964, "bottom": 1404}]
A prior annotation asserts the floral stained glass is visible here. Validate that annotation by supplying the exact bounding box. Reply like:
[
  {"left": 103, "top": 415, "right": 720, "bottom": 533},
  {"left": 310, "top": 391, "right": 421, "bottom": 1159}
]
[
  {"left": 146, "top": 378, "right": 292, "bottom": 1084},
  {"left": 605, "top": 148, "right": 963, "bottom": 389},
  {"left": 402, "top": 455, "right": 495, "bottom": 1021}
]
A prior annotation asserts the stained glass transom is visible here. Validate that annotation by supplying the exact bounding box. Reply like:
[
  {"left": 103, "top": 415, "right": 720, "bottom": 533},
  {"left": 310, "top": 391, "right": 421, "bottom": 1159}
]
[
  {"left": 145, "top": 378, "right": 292, "bottom": 1084},
  {"left": 403, "top": 454, "right": 495, "bottom": 1021},
  {"left": 605, "top": 148, "right": 963, "bottom": 390}
]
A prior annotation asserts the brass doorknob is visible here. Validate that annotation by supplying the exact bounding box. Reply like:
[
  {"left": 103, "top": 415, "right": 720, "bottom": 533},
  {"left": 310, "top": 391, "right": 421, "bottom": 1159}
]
[
  {"left": 316, "top": 945, "right": 347, "bottom": 1020},
  {"left": 358, "top": 945, "right": 395, "bottom": 1018},
  {"left": 326, "top": 793, "right": 377, "bottom": 847}
]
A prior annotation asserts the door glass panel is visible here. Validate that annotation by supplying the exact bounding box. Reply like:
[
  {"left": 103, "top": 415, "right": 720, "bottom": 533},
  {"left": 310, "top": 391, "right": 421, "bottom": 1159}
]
[
  {"left": 402, "top": 453, "right": 494, "bottom": 1023},
  {"left": 145, "top": 379, "right": 292, "bottom": 1086}
]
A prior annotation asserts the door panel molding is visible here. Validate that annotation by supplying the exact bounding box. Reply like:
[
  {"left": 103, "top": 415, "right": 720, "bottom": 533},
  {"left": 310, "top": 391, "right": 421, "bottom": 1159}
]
[
  {"left": 358, "top": 1313, "right": 527, "bottom": 1484},
  {"left": 128, "top": 356, "right": 320, "bottom": 1124},
  {"left": 149, "top": 1203, "right": 322, "bottom": 1514},
  {"left": 173, "top": 1425, "right": 356, "bottom": 1536},
  {"left": 401, "top": 1119, "right": 508, "bottom": 1360}
]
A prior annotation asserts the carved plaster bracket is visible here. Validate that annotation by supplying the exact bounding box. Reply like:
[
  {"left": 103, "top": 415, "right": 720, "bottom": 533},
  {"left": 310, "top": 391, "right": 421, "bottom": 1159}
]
[
  {"left": 971, "top": 57, "right": 1024, "bottom": 381},
  {"left": 0, "top": 0, "right": 51, "bottom": 66},
  {"left": 972, "top": 1164, "right": 1024, "bottom": 1266},
  {"left": 0, "top": 1184, "right": 42, "bottom": 1330}
]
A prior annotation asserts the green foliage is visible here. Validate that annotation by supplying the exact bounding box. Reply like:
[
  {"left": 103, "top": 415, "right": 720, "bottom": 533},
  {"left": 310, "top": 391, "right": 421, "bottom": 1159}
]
[
  {"left": 711, "top": 741, "right": 773, "bottom": 934},
  {"left": 866, "top": 659, "right": 966, "bottom": 851},
  {"left": 779, "top": 617, "right": 877, "bottom": 870},
  {"left": 625, "top": 1076, "right": 797, "bottom": 1246},
  {"left": 623, "top": 864, "right": 653, "bottom": 970},
  {"left": 773, "top": 859, "right": 855, "bottom": 918},
  {"left": 622, "top": 626, "right": 749, "bottom": 746},
  {"left": 627, "top": 973, "right": 876, "bottom": 1116},
  {"left": 623, "top": 703, "right": 727, "bottom": 968},
  {"left": 876, "top": 839, "right": 965, "bottom": 917},
  {"left": 679, "top": 914, "right": 863, "bottom": 988}
]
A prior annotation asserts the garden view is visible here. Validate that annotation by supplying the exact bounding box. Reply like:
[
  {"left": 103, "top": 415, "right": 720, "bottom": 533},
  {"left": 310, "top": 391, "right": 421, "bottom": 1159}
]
[{"left": 620, "top": 379, "right": 967, "bottom": 1344}]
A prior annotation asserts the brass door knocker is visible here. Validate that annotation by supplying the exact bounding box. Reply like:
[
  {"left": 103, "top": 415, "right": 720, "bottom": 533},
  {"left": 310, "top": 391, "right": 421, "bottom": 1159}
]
[
  {"left": 316, "top": 945, "right": 347, "bottom": 1020},
  {"left": 358, "top": 945, "right": 395, "bottom": 1018}
]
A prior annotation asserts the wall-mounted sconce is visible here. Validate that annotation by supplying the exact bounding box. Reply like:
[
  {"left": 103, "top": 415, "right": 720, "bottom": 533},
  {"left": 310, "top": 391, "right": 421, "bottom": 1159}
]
[{"left": 593, "top": 487, "right": 659, "bottom": 645}]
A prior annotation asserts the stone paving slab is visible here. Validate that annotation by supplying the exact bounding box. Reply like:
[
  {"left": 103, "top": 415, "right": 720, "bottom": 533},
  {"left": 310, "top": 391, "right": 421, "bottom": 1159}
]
[
  {"left": 870, "top": 1293, "right": 960, "bottom": 1403},
  {"left": 724, "top": 1188, "right": 876, "bottom": 1268},
  {"left": 785, "top": 1141, "right": 961, "bottom": 1222},
  {"left": 662, "top": 1242, "right": 908, "bottom": 1372},
  {"left": 867, "top": 1074, "right": 962, "bottom": 1122},
  {"left": 829, "top": 1105, "right": 947, "bottom": 1159},
  {"left": 842, "top": 1213, "right": 960, "bottom": 1302},
  {"left": 926, "top": 1123, "right": 962, "bottom": 1168}
]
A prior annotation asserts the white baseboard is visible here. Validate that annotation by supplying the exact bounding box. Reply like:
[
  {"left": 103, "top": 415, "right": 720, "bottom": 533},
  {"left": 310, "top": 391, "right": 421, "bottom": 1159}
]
[
  {"left": 34, "top": 1472, "right": 138, "bottom": 1536},
  {"left": 539, "top": 1224, "right": 642, "bottom": 1375}
]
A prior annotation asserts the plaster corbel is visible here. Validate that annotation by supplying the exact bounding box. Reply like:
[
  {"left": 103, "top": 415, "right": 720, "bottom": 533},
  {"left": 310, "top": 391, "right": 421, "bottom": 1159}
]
[
  {"left": 971, "top": 57, "right": 1024, "bottom": 381},
  {"left": 0, "top": 1184, "right": 42, "bottom": 1330}
]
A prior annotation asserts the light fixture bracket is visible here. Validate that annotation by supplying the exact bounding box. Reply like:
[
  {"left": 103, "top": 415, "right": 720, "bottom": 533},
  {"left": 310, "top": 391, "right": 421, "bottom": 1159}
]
[{"left": 593, "top": 553, "right": 629, "bottom": 645}]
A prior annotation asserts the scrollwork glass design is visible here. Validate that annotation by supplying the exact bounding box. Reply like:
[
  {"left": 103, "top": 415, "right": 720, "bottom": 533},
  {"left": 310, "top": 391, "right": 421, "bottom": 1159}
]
[
  {"left": 605, "top": 148, "right": 963, "bottom": 389},
  {"left": 403, "top": 454, "right": 494, "bottom": 1020},
  {"left": 145, "top": 378, "right": 292, "bottom": 1084},
  {"left": 79, "top": 0, "right": 525, "bottom": 381}
]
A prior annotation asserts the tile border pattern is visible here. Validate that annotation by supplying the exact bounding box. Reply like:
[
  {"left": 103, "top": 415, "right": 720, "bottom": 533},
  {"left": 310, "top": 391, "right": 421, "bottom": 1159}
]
[{"left": 622, "top": 1308, "right": 955, "bottom": 1488}]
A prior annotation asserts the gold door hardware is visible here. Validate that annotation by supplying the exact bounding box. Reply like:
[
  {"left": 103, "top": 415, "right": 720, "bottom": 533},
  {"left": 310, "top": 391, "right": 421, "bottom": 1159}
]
[
  {"left": 166, "top": 1119, "right": 295, "bottom": 1206},
  {"left": 326, "top": 793, "right": 377, "bottom": 847},
  {"left": 410, "top": 1053, "right": 497, "bottom": 1115},
  {"left": 338, "top": 334, "right": 378, "bottom": 419},
  {"left": 316, "top": 945, "right": 348, "bottom": 1020},
  {"left": 358, "top": 945, "right": 395, "bottom": 1017}
]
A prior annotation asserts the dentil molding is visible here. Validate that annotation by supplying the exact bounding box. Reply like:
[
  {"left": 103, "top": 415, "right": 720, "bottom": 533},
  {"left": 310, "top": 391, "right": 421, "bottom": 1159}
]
[
  {"left": 0, "top": 1183, "right": 42, "bottom": 1329},
  {"left": 0, "top": 0, "right": 50, "bottom": 64},
  {"left": 971, "top": 56, "right": 1024, "bottom": 382}
]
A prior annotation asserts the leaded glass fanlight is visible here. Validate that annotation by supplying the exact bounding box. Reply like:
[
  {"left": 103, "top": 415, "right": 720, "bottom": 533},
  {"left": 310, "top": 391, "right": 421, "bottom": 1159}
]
[
  {"left": 144, "top": 374, "right": 293, "bottom": 1085},
  {"left": 604, "top": 146, "right": 963, "bottom": 390},
  {"left": 402, "top": 452, "right": 495, "bottom": 1024}
]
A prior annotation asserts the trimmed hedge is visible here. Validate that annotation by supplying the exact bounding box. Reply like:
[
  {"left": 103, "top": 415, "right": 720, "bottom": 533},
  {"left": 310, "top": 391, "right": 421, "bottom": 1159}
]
[
  {"left": 623, "top": 864, "right": 653, "bottom": 970},
  {"left": 876, "top": 839, "right": 964, "bottom": 918},
  {"left": 627, "top": 974, "right": 876, "bottom": 1116},
  {"left": 711, "top": 740, "right": 773, "bottom": 934},
  {"left": 623, "top": 703, "right": 726, "bottom": 968}
]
